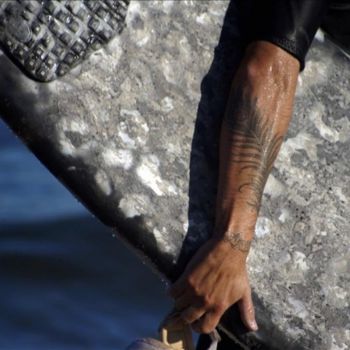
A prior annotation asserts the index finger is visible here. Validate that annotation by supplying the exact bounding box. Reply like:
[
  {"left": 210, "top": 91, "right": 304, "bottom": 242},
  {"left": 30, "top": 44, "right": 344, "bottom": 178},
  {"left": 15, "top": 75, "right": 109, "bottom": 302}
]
[{"left": 168, "top": 276, "right": 187, "bottom": 299}]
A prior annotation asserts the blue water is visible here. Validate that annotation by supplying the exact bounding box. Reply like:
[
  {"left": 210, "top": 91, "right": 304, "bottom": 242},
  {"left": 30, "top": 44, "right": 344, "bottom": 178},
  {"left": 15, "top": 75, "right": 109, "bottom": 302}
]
[{"left": 0, "top": 120, "right": 170, "bottom": 349}]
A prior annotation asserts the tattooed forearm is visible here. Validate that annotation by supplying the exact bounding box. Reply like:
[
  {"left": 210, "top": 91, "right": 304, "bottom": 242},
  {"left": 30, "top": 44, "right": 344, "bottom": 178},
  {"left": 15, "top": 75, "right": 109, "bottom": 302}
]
[
  {"left": 223, "top": 88, "right": 283, "bottom": 212},
  {"left": 222, "top": 231, "right": 252, "bottom": 253}
]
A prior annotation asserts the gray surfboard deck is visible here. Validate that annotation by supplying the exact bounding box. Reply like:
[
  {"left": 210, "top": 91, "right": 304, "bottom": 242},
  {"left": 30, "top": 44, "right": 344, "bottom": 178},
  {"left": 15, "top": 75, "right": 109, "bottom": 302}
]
[{"left": 1, "top": 1, "right": 349, "bottom": 349}]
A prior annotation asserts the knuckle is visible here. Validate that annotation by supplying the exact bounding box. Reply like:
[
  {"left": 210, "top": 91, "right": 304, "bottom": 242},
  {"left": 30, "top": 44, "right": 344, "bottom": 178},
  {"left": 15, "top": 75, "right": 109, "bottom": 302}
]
[
  {"left": 187, "top": 277, "right": 197, "bottom": 290},
  {"left": 248, "top": 305, "right": 255, "bottom": 317},
  {"left": 181, "top": 309, "right": 195, "bottom": 324},
  {"left": 215, "top": 301, "right": 227, "bottom": 313},
  {"left": 193, "top": 285, "right": 201, "bottom": 296},
  {"left": 187, "top": 276, "right": 195, "bottom": 286},
  {"left": 202, "top": 294, "right": 212, "bottom": 307},
  {"left": 201, "top": 323, "right": 215, "bottom": 334},
  {"left": 182, "top": 314, "right": 192, "bottom": 324},
  {"left": 246, "top": 301, "right": 254, "bottom": 312},
  {"left": 187, "top": 280, "right": 202, "bottom": 296}
]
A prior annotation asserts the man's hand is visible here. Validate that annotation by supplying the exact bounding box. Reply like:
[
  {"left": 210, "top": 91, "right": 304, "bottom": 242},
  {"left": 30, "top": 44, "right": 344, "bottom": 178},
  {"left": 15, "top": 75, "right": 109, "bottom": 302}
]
[{"left": 169, "top": 236, "right": 257, "bottom": 334}]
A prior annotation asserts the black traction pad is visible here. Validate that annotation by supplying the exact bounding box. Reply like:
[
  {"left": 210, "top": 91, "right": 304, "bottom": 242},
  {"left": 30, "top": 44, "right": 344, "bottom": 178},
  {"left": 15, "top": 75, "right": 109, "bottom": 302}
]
[{"left": 0, "top": 0, "right": 129, "bottom": 82}]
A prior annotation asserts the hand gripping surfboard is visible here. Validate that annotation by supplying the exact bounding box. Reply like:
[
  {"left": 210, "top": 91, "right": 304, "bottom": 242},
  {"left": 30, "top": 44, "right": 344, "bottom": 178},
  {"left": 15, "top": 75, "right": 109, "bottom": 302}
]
[
  {"left": 0, "top": 0, "right": 252, "bottom": 346},
  {"left": 2, "top": 1, "right": 349, "bottom": 349}
]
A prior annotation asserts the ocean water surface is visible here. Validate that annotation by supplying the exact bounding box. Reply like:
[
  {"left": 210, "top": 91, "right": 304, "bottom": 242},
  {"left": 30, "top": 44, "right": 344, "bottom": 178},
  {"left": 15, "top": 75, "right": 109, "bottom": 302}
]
[{"left": 0, "top": 120, "right": 170, "bottom": 349}]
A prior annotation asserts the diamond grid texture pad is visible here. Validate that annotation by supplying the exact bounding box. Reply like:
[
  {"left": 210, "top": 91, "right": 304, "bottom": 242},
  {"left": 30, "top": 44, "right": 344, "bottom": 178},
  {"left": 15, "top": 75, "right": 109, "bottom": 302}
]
[{"left": 0, "top": 0, "right": 129, "bottom": 82}]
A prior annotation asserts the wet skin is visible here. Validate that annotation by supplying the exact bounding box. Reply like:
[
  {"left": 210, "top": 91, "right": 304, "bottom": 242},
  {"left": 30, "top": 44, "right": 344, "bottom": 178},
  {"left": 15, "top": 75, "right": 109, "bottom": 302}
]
[{"left": 170, "top": 41, "right": 300, "bottom": 334}]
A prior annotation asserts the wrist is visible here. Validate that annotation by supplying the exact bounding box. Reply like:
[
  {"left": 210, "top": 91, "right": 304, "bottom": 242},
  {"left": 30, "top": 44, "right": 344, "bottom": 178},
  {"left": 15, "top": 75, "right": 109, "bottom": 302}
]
[
  {"left": 222, "top": 230, "right": 252, "bottom": 254},
  {"left": 211, "top": 230, "right": 253, "bottom": 258},
  {"left": 214, "top": 197, "right": 258, "bottom": 237}
]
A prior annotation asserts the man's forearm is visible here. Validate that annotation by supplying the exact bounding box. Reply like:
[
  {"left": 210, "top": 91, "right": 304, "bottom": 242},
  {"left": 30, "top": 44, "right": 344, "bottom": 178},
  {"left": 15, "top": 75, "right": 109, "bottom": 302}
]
[
  {"left": 170, "top": 42, "right": 301, "bottom": 335},
  {"left": 214, "top": 41, "right": 300, "bottom": 242}
]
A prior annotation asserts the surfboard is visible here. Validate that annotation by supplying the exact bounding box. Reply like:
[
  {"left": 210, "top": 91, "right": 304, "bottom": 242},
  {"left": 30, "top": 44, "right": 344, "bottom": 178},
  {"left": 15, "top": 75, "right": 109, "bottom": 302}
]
[
  {"left": 1, "top": 1, "right": 349, "bottom": 349},
  {"left": 0, "top": 0, "right": 250, "bottom": 345}
]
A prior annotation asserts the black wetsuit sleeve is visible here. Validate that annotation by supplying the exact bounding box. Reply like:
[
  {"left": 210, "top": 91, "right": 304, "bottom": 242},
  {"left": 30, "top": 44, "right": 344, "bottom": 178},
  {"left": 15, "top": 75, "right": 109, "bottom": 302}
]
[{"left": 247, "top": 0, "right": 330, "bottom": 70}]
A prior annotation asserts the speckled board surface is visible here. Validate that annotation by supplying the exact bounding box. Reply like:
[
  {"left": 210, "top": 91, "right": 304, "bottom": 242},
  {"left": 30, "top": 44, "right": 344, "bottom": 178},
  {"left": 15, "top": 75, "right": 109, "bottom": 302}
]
[{"left": 0, "top": 1, "right": 349, "bottom": 349}]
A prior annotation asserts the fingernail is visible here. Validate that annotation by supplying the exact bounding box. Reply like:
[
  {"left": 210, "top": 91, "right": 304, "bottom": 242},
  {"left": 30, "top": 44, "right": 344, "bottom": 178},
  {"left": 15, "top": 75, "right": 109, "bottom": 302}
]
[{"left": 250, "top": 320, "right": 258, "bottom": 331}]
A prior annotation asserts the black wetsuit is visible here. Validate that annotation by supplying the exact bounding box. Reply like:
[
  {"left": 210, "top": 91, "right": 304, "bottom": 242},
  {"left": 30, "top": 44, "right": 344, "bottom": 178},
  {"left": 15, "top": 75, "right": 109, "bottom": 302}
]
[
  {"left": 197, "top": 1, "right": 349, "bottom": 349},
  {"left": 247, "top": 0, "right": 350, "bottom": 71}
]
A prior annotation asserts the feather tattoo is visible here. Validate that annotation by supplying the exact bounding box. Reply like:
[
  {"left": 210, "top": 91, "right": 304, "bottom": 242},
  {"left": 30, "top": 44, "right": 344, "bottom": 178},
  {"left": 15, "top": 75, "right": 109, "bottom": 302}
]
[{"left": 224, "top": 88, "right": 283, "bottom": 212}]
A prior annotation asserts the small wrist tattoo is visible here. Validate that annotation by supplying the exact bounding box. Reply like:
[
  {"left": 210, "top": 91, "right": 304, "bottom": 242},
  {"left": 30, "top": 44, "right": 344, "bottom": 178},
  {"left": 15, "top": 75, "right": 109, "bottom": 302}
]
[{"left": 222, "top": 231, "right": 252, "bottom": 253}]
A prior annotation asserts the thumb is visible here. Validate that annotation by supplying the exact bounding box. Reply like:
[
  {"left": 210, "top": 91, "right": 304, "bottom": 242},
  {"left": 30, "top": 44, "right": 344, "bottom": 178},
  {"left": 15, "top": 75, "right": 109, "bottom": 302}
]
[{"left": 237, "top": 288, "right": 258, "bottom": 332}]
